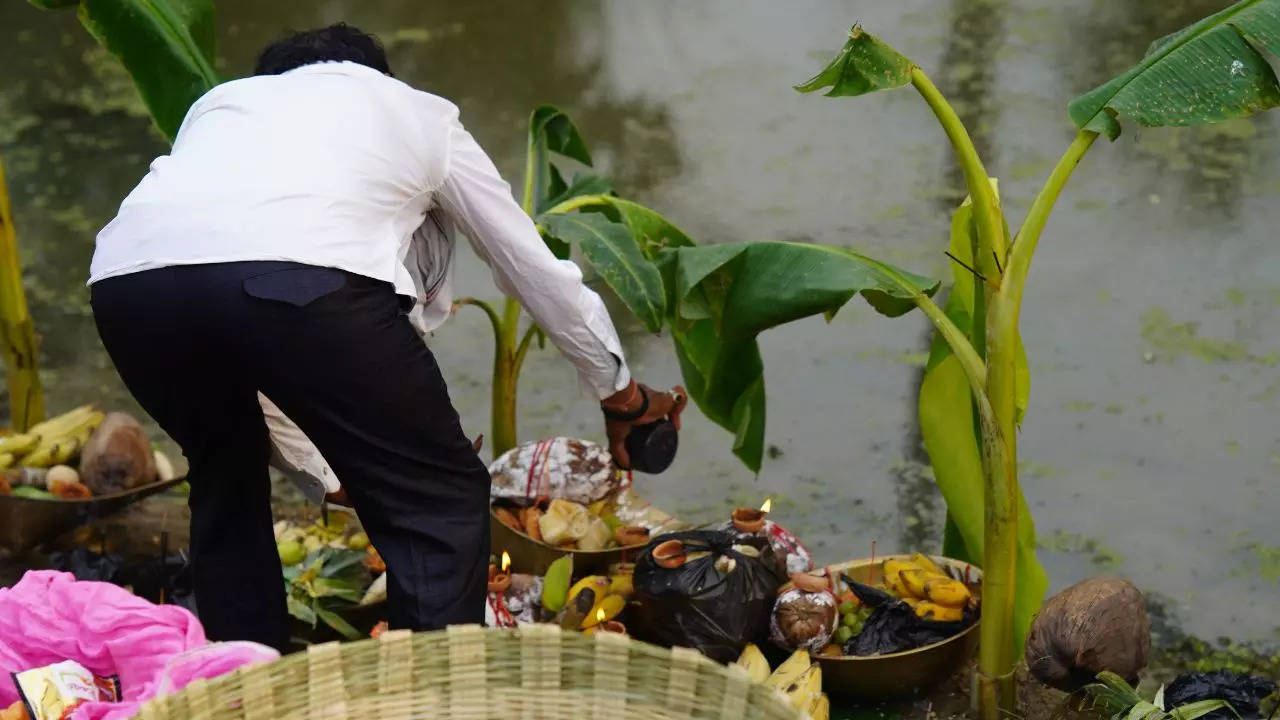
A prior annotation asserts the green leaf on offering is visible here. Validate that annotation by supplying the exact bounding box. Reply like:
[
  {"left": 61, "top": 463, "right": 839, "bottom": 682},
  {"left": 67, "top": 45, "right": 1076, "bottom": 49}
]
[
  {"left": 315, "top": 606, "right": 362, "bottom": 640},
  {"left": 286, "top": 594, "right": 317, "bottom": 627}
]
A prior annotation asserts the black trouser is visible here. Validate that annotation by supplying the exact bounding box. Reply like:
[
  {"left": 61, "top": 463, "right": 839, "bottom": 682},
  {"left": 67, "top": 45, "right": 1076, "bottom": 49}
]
[{"left": 91, "top": 261, "right": 490, "bottom": 651}]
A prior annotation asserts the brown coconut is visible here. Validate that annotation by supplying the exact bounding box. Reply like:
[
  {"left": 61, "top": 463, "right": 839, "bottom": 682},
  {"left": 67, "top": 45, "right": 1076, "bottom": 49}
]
[
  {"left": 1025, "top": 577, "right": 1150, "bottom": 692},
  {"left": 79, "top": 412, "right": 157, "bottom": 495}
]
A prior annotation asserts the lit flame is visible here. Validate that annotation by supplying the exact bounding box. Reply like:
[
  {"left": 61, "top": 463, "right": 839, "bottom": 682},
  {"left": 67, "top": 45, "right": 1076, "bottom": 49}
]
[
  {"left": 595, "top": 607, "right": 607, "bottom": 623},
  {"left": 759, "top": 497, "right": 772, "bottom": 513},
  {"left": 500, "top": 551, "right": 511, "bottom": 572}
]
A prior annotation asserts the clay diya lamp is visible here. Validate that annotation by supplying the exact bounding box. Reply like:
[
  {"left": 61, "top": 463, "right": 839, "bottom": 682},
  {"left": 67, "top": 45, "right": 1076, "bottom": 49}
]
[
  {"left": 789, "top": 571, "right": 829, "bottom": 594},
  {"left": 588, "top": 620, "right": 627, "bottom": 635},
  {"left": 731, "top": 507, "right": 767, "bottom": 534},
  {"left": 615, "top": 525, "right": 650, "bottom": 547},
  {"left": 488, "top": 552, "right": 512, "bottom": 594},
  {"left": 652, "top": 539, "right": 686, "bottom": 569}
]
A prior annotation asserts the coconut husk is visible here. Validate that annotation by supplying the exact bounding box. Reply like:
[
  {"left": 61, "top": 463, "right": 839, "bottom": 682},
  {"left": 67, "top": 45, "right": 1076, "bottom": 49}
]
[
  {"left": 1024, "top": 577, "right": 1150, "bottom": 692},
  {"left": 78, "top": 412, "right": 157, "bottom": 495}
]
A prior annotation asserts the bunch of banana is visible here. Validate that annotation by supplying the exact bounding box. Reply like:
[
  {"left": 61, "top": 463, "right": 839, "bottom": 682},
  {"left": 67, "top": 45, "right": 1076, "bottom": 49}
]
[
  {"left": 736, "top": 647, "right": 828, "bottom": 720},
  {"left": 0, "top": 405, "right": 105, "bottom": 470},
  {"left": 882, "top": 553, "right": 972, "bottom": 622},
  {"left": 559, "top": 575, "right": 627, "bottom": 630}
]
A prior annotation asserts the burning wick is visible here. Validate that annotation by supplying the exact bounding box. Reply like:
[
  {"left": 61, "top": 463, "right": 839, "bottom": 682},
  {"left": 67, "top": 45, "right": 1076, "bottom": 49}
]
[
  {"left": 488, "top": 551, "right": 512, "bottom": 594},
  {"left": 588, "top": 608, "right": 627, "bottom": 635},
  {"left": 731, "top": 498, "right": 770, "bottom": 533}
]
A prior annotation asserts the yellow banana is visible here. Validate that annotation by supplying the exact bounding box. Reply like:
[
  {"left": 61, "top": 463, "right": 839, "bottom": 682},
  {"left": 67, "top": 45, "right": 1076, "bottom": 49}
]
[
  {"left": 580, "top": 593, "right": 625, "bottom": 629},
  {"left": 881, "top": 559, "right": 918, "bottom": 598},
  {"left": 0, "top": 452, "right": 13, "bottom": 470},
  {"left": 566, "top": 575, "right": 610, "bottom": 605},
  {"left": 809, "top": 693, "right": 830, "bottom": 720},
  {"left": 18, "top": 443, "right": 59, "bottom": 469},
  {"left": 898, "top": 568, "right": 934, "bottom": 599},
  {"left": 26, "top": 405, "right": 97, "bottom": 438},
  {"left": 915, "top": 601, "right": 964, "bottom": 622},
  {"left": 778, "top": 663, "right": 822, "bottom": 712},
  {"left": 765, "top": 649, "right": 811, "bottom": 691},
  {"left": 735, "top": 643, "right": 771, "bottom": 684},
  {"left": 923, "top": 577, "right": 971, "bottom": 608},
  {"left": 0, "top": 434, "right": 39, "bottom": 456},
  {"left": 608, "top": 572, "right": 634, "bottom": 599},
  {"left": 909, "top": 552, "right": 944, "bottom": 576}
]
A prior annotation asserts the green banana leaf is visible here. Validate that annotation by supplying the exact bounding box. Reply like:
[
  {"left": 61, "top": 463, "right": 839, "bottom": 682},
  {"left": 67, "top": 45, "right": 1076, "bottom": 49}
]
[
  {"left": 28, "top": 0, "right": 219, "bottom": 142},
  {"left": 794, "top": 25, "right": 914, "bottom": 97},
  {"left": 658, "top": 242, "right": 937, "bottom": 471},
  {"left": 525, "top": 105, "right": 593, "bottom": 213},
  {"left": 540, "top": 213, "right": 666, "bottom": 333},
  {"left": 920, "top": 194, "right": 1045, "bottom": 651},
  {"left": 1070, "top": 0, "right": 1280, "bottom": 139}
]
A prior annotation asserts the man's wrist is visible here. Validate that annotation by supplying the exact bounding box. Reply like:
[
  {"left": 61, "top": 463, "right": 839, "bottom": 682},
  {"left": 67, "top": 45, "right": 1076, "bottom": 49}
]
[{"left": 601, "top": 380, "right": 640, "bottom": 412}]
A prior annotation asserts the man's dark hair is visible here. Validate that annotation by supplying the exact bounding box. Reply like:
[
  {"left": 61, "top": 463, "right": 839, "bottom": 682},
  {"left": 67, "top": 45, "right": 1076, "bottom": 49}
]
[{"left": 254, "top": 23, "right": 391, "bottom": 76}]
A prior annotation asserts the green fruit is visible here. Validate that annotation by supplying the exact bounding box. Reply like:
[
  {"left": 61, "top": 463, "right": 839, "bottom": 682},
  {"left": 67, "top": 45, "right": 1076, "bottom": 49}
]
[
  {"left": 277, "top": 540, "right": 306, "bottom": 566},
  {"left": 541, "top": 555, "right": 574, "bottom": 613},
  {"left": 834, "top": 625, "right": 855, "bottom": 645},
  {"left": 302, "top": 535, "right": 324, "bottom": 553},
  {"left": 837, "top": 600, "right": 857, "bottom": 615},
  {"left": 841, "top": 612, "right": 860, "bottom": 628},
  {"left": 11, "top": 486, "right": 55, "bottom": 500},
  {"left": 347, "top": 532, "right": 370, "bottom": 551}
]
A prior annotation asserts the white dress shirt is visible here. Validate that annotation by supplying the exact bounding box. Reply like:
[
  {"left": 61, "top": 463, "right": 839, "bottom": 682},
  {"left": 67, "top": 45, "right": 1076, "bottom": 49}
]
[{"left": 91, "top": 61, "right": 632, "bottom": 501}]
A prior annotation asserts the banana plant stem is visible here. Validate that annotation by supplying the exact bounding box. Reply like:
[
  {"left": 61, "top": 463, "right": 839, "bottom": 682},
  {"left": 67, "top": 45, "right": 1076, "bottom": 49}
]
[
  {"left": 975, "top": 130, "right": 1096, "bottom": 719},
  {"left": 910, "top": 68, "right": 1006, "bottom": 267},
  {"left": 1001, "top": 130, "right": 1098, "bottom": 304},
  {"left": 0, "top": 154, "right": 44, "bottom": 430}
]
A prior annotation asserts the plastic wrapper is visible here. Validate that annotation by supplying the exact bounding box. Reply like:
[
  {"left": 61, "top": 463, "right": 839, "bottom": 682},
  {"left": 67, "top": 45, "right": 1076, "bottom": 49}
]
[
  {"left": 13, "top": 660, "right": 120, "bottom": 720},
  {"left": 484, "top": 574, "right": 544, "bottom": 628},
  {"left": 631, "top": 530, "right": 785, "bottom": 663},
  {"left": 840, "top": 576, "right": 976, "bottom": 656},
  {"left": 769, "top": 587, "right": 837, "bottom": 653},
  {"left": 489, "top": 438, "right": 621, "bottom": 505},
  {"left": 717, "top": 518, "right": 813, "bottom": 575},
  {"left": 598, "top": 488, "right": 686, "bottom": 537},
  {"left": 1164, "top": 671, "right": 1276, "bottom": 720}
]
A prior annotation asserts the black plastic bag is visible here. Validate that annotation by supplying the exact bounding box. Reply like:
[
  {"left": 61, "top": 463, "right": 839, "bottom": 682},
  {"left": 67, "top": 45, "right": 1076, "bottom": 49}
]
[
  {"left": 632, "top": 530, "right": 785, "bottom": 663},
  {"left": 49, "top": 547, "right": 124, "bottom": 583},
  {"left": 840, "top": 575, "right": 977, "bottom": 656},
  {"left": 1165, "top": 670, "right": 1276, "bottom": 720}
]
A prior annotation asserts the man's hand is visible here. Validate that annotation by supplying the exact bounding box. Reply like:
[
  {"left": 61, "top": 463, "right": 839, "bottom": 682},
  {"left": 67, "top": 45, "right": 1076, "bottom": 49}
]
[{"left": 602, "top": 381, "right": 687, "bottom": 470}]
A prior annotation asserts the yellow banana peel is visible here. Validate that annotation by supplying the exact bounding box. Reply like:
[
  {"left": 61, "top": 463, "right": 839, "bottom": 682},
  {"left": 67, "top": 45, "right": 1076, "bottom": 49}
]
[{"left": 735, "top": 643, "right": 771, "bottom": 684}]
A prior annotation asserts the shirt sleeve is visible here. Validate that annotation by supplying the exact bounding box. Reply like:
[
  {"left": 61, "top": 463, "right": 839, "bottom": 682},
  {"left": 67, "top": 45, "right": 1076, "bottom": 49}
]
[{"left": 434, "top": 118, "right": 631, "bottom": 400}]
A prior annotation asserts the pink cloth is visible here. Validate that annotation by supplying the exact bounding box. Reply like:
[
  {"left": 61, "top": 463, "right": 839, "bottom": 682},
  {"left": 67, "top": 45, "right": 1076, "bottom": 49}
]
[{"left": 0, "top": 571, "right": 278, "bottom": 719}]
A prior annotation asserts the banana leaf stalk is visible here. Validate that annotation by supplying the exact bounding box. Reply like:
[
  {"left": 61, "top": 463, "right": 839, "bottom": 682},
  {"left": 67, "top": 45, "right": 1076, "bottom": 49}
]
[{"left": 0, "top": 153, "right": 45, "bottom": 431}]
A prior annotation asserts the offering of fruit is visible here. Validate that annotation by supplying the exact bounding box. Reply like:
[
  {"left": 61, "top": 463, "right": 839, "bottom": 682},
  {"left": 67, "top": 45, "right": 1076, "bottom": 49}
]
[{"left": 734, "top": 647, "right": 829, "bottom": 720}]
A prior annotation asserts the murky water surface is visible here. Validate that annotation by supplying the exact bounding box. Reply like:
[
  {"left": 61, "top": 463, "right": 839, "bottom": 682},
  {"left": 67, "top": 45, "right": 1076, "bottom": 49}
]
[{"left": 1, "top": 0, "right": 1276, "bottom": 644}]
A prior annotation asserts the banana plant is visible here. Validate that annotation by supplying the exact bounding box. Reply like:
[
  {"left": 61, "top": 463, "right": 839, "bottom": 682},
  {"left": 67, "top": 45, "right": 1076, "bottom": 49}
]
[
  {"left": 799, "top": 2, "right": 1280, "bottom": 716},
  {"left": 6, "top": 0, "right": 218, "bottom": 431},
  {"left": 518, "top": 109, "right": 941, "bottom": 468},
  {"left": 0, "top": 155, "right": 45, "bottom": 431},
  {"left": 27, "top": 0, "right": 219, "bottom": 143}
]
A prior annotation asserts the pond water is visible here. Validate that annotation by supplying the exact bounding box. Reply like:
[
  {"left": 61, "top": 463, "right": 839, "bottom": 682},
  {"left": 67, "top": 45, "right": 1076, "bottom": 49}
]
[{"left": 1, "top": 0, "right": 1276, "bottom": 646}]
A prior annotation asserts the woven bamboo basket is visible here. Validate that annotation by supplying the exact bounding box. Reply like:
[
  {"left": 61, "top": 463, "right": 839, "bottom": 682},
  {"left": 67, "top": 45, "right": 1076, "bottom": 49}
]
[{"left": 134, "top": 624, "right": 807, "bottom": 720}]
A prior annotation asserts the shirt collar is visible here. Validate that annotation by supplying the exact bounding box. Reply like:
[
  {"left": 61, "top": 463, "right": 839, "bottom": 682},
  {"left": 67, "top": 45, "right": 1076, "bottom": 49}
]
[{"left": 284, "top": 61, "right": 387, "bottom": 79}]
